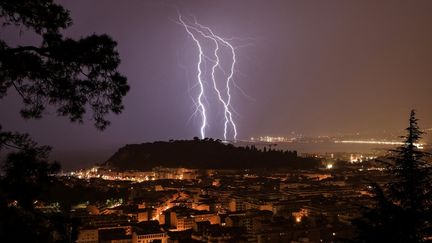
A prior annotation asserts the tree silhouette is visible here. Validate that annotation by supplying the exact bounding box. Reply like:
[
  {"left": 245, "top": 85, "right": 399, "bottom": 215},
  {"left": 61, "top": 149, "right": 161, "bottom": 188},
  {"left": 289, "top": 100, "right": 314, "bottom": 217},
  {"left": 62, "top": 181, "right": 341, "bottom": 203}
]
[
  {"left": 352, "top": 110, "right": 432, "bottom": 242},
  {"left": 105, "top": 138, "right": 319, "bottom": 170},
  {"left": 0, "top": 143, "right": 66, "bottom": 242},
  {"left": 0, "top": 0, "right": 129, "bottom": 130},
  {"left": 0, "top": 0, "right": 129, "bottom": 241}
]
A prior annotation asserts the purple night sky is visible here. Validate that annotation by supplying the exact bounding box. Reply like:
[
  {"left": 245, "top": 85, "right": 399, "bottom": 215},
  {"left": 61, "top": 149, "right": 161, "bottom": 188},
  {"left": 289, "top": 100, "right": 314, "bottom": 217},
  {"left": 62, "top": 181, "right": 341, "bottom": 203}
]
[{"left": 2, "top": 0, "right": 432, "bottom": 169}]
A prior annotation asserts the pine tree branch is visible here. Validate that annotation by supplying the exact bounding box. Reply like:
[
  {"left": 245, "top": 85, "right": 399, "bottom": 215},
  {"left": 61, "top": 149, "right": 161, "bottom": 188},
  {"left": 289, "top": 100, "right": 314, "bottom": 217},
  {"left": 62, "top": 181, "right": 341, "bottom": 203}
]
[
  {"left": 12, "top": 81, "right": 26, "bottom": 100},
  {"left": 5, "top": 46, "right": 52, "bottom": 58}
]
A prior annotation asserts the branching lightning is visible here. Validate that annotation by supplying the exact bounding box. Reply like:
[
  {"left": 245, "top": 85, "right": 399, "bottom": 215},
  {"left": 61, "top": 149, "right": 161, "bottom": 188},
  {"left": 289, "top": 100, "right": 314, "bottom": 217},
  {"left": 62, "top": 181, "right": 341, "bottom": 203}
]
[
  {"left": 179, "top": 14, "right": 239, "bottom": 141},
  {"left": 194, "top": 21, "right": 238, "bottom": 140},
  {"left": 179, "top": 15, "right": 207, "bottom": 139}
]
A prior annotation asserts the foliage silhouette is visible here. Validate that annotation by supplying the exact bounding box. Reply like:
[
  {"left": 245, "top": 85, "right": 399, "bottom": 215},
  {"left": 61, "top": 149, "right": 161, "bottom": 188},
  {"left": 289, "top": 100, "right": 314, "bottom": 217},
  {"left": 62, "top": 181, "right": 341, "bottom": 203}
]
[
  {"left": 105, "top": 139, "right": 320, "bottom": 170},
  {"left": 352, "top": 110, "right": 432, "bottom": 243},
  {"left": 0, "top": 0, "right": 129, "bottom": 129},
  {"left": 0, "top": 0, "right": 129, "bottom": 241}
]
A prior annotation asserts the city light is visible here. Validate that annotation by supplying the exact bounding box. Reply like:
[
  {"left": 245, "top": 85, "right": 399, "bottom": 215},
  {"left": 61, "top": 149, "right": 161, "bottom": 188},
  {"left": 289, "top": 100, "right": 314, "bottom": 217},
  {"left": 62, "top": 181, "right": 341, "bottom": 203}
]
[
  {"left": 335, "top": 140, "right": 425, "bottom": 149},
  {"left": 250, "top": 136, "right": 294, "bottom": 143}
]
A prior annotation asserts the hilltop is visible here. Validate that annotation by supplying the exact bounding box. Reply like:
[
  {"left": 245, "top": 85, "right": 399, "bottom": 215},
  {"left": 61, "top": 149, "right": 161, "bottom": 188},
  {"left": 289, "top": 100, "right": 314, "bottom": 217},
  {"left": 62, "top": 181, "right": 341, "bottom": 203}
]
[{"left": 103, "top": 138, "right": 320, "bottom": 171}]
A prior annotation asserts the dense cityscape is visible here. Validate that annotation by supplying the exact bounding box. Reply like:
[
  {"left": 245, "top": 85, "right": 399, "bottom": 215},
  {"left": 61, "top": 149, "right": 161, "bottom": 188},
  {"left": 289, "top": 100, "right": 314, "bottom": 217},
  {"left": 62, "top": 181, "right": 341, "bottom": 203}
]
[
  {"left": 60, "top": 156, "right": 390, "bottom": 242},
  {"left": 42, "top": 138, "right": 425, "bottom": 243}
]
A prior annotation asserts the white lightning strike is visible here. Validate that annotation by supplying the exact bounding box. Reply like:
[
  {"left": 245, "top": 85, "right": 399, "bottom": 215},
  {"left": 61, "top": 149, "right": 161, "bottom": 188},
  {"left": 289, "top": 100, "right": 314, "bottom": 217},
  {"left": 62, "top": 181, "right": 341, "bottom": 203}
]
[
  {"left": 179, "top": 15, "right": 207, "bottom": 139},
  {"left": 179, "top": 14, "right": 239, "bottom": 141},
  {"left": 194, "top": 21, "right": 238, "bottom": 140}
]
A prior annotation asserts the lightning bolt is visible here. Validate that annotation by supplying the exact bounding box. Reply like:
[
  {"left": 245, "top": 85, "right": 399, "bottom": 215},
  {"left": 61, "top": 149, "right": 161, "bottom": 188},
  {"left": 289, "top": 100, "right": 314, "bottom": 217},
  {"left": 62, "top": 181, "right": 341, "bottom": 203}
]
[
  {"left": 179, "top": 15, "right": 207, "bottom": 139},
  {"left": 194, "top": 21, "right": 238, "bottom": 141},
  {"left": 178, "top": 14, "right": 239, "bottom": 141}
]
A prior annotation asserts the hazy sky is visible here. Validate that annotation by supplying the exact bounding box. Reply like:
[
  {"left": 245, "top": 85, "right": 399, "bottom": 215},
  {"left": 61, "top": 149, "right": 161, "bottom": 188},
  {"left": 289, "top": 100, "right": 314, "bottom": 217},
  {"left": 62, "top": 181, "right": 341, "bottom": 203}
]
[{"left": 2, "top": 0, "right": 432, "bottom": 169}]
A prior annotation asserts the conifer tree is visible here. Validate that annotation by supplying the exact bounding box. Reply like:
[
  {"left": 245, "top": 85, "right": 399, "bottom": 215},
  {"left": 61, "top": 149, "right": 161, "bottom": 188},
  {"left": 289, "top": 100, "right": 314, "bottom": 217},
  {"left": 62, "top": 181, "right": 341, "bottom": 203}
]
[{"left": 353, "top": 110, "right": 432, "bottom": 242}]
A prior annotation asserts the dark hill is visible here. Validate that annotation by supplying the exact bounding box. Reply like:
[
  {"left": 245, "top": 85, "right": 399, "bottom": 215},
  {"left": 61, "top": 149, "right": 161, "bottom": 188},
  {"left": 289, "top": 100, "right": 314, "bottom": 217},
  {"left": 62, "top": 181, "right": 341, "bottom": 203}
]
[{"left": 104, "top": 139, "right": 320, "bottom": 171}]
